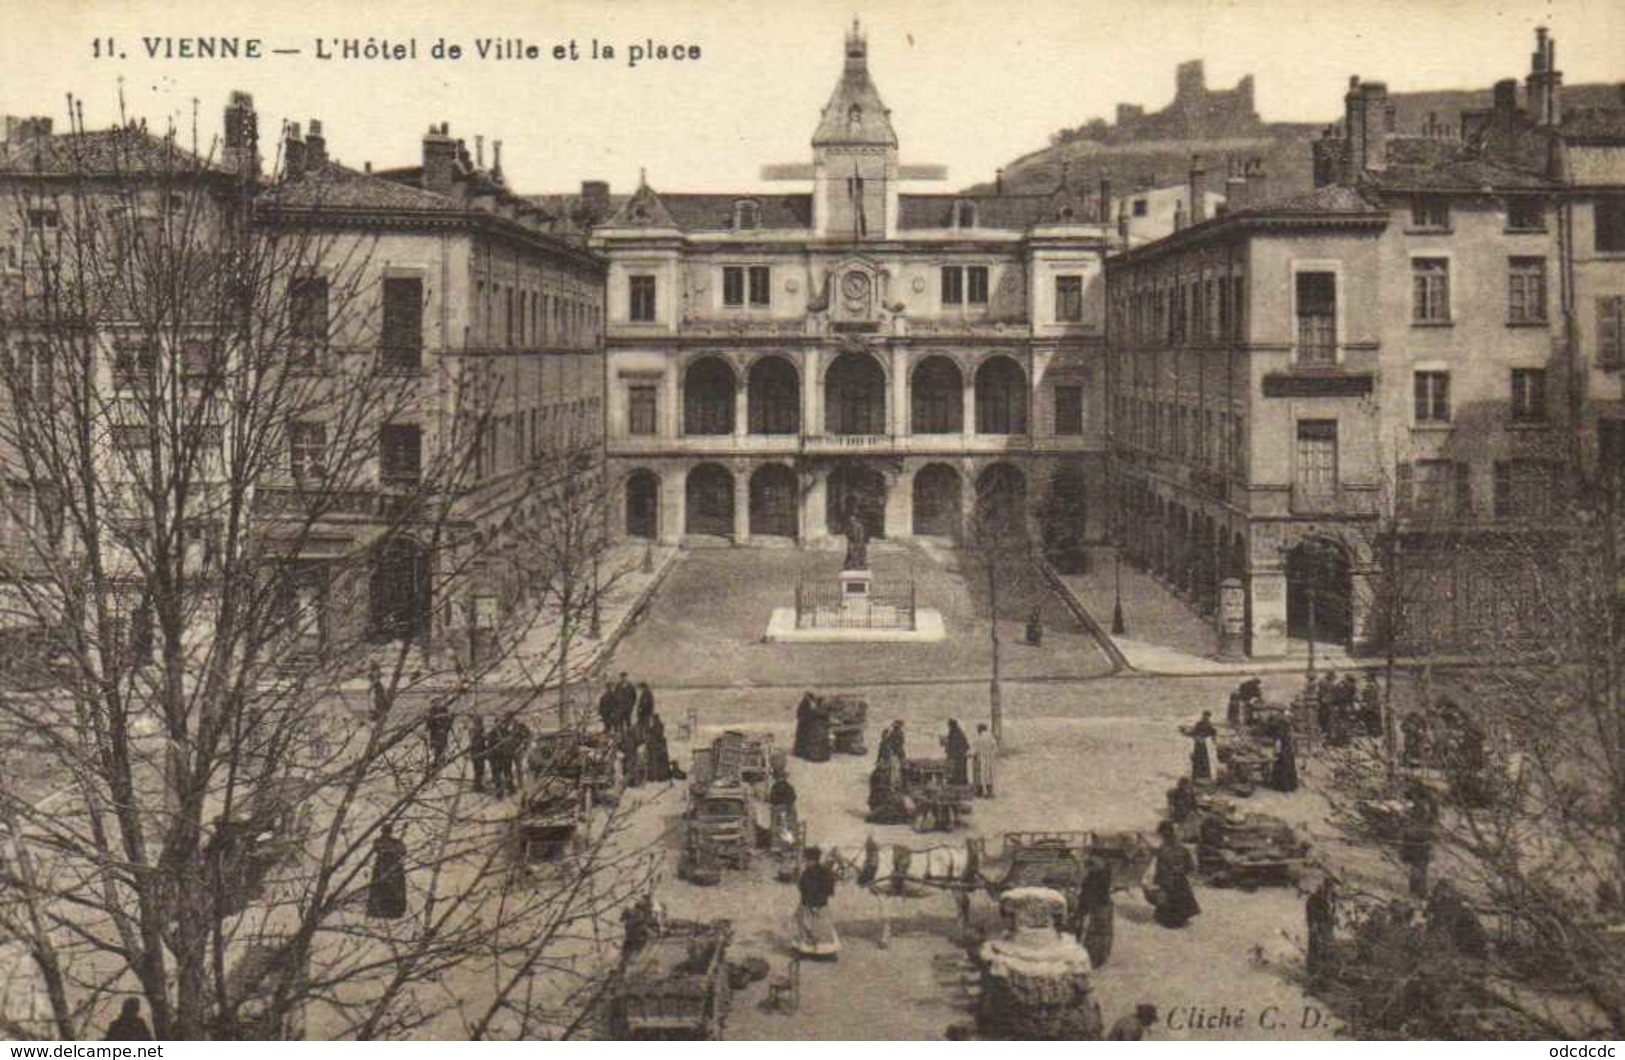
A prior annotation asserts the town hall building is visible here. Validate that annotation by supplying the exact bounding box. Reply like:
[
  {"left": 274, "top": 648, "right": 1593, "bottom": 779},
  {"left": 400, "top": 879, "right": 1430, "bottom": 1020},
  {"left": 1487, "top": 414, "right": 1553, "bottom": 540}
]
[{"left": 578, "top": 24, "right": 1113, "bottom": 550}]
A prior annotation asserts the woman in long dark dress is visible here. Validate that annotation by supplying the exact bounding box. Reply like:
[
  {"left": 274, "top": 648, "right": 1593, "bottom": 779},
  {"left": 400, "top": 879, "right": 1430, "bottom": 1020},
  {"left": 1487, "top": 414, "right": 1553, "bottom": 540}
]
[
  {"left": 1150, "top": 821, "right": 1200, "bottom": 928},
  {"left": 644, "top": 713, "right": 671, "bottom": 782},
  {"left": 1271, "top": 722, "right": 1300, "bottom": 793},
  {"left": 367, "top": 824, "right": 408, "bottom": 920},
  {"left": 943, "top": 719, "right": 970, "bottom": 786},
  {"left": 794, "top": 692, "right": 831, "bottom": 762}
]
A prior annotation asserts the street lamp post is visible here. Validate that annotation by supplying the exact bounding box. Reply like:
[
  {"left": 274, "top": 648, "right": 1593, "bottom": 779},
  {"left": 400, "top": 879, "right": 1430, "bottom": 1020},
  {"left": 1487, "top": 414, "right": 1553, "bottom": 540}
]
[
  {"left": 589, "top": 549, "right": 602, "bottom": 640},
  {"left": 1112, "top": 544, "right": 1127, "bottom": 635}
]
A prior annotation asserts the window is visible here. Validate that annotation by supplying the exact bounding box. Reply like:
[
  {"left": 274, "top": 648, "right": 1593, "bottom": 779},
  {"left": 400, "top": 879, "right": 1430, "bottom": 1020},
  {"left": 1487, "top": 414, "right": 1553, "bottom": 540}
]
[
  {"left": 1510, "top": 368, "right": 1547, "bottom": 423},
  {"left": 288, "top": 421, "right": 325, "bottom": 481},
  {"left": 1403, "top": 459, "right": 1470, "bottom": 520},
  {"left": 967, "top": 266, "right": 989, "bottom": 306},
  {"left": 1601, "top": 419, "right": 1625, "bottom": 490},
  {"left": 1507, "top": 198, "right": 1545, "bottom": 231},
  {"left": 380, "top": 276, "right": 423, "bottom": 372},
  {"left": 1414, "top": 371, "right": 1451, "bottom": 423},
  {"left": 112, "top": 342, "right": 156, "bottom": 390},
  {"left": 1132, "top": 199, "right": 1148, "bottom": 217},
  {"left": 629, "top": 274, "right": 656, "bottom": 322},
  {"left": 1055, "top": 275, "right": 1084, "bottom": 323},
  {"left": 628, "top": 384, "right": 657, "bottom": 436},
  {"left": 1508, "top": 258, "right": 1547, "bottom": 323},
  {"left": 1494, "top": 460, "right": 1556, "bottom": 518},
  {"left": 6, "top": 343, "right": 50, "bottom": 403},
  {"left": 1597, "top": 198, "right": 1625, "bottom": 253},
  {"left": 287, "top": 276, "right": 328, "bottom": 368},
  {"left": 941, "top": 266, "right": 964, "bottom": 306},
  {"left": 1055, "top": 385, "right": 1084, "bottom": 435},
  {"left": 722, "top": 266, "right": 745, "bottom": 307},
  {"left": 748, "top": 265, "right": 771, "bottom": 307},
  {"left": 1412, "top": 258, "right": 1451, "bottom": 323},
  {"left": 26, "top": 208, "right": 58, "bottom": 230},
  {"left": 379, "top": 423, "right": 421, "bottom": 486},
  {"left": 1410, "top": 197, "right": 1450, "bottom": 229},
  {"left": 1295, "top": 271, "right": 1336, "bottom": 365},
  {"left": 735, "top": 200, "right": 759, "bottom": 230},
  {"left": 1598, "top": 296, "right": 1624, "bottom": 369},
  {"left": 1295, "top": 420, "right": 1338, "bottom": 501},
  {"left": 955, "top": 201, "right": 977, "bottom": 228}
]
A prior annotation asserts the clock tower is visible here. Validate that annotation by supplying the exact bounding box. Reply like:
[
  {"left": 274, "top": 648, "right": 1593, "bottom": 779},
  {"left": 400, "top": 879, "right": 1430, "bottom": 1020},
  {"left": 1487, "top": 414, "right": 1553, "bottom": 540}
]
[{"left": 812, "top": 21, "right": 898, "bottom": 241}]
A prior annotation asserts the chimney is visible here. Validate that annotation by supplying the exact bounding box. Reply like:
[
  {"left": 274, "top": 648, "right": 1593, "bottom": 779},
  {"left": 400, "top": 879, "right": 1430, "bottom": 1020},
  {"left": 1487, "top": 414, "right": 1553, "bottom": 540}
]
[
  {"left": 491, "top": 139, "right": 504, "bottom": 181},
  {"left": 1188, "top": 154, "right": 1207, "bottom": 224},
  {"left": 1225, "top": 158, "right": 1248, "bottom": 211},
  {"left": 282, "top": 122, "right": 306, "bottom": 181},
  {"left": 995, "top": 167, "right": 1004, "bottom": 195},
  {"left": 305, "top": 118, "right": 327, "bottom": 169},
  {"left": 423, "top": 122, "right": 458, "bottom": 196},
  {"left": 221, "top": 91, "right": 258, "bottom": 176},
  {"left": 1173, "top": 198, "right": 1186, "bottom": 232},
  {"left": 475, "top": 134, "right": 485, "bottom": 170},
  {"left": 580, "top": 180, "right": 611, "bottom": 223},
  {"left": 1097, "top": 173, "right": 1112, "bottom": 223},
  {"left": 1246, "top": 160, "right": 1271, "bottom": 207},
  {"left": 1344, "top": 76, "right": 1389, "bottom": 177},
  {"left": 1117, "top": 200, "right": 1129, "bottom": 242},
  {"left": 1527, "top": 27, "right": 1563, "bottom": 127}
]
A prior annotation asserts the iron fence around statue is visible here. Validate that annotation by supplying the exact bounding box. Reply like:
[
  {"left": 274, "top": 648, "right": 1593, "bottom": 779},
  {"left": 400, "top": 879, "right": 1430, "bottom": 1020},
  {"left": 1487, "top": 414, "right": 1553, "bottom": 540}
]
[{"left": 794, "top": 578, "right": 918, "bottom": 631}]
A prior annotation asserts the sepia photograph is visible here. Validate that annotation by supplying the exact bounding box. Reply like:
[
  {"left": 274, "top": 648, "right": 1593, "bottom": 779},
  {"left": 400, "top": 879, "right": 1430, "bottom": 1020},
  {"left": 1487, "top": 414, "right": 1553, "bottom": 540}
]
[{"left": 0, "top": 0, "right": 1622, "bottom": 1042}]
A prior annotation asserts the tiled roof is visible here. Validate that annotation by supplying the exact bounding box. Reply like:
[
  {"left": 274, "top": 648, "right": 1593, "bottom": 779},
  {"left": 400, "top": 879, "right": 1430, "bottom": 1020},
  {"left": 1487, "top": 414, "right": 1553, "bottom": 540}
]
[
  {"left": 1363, "top": 136, "right": 1557, "bottom": 191},
  {"left": 1233, "top": 183, "right": 1383, "bottom": 217},
  {"left": 0, "top": 127, "right": 219, "bottom": 177},
  {"left": 898, "top": 187, "right": 1100, "bottom": 230},
  {"left": 1560, "top": 108, "right": 1625, "bottom": 143},
  {"left": 661, "top": 194, "right": 812, "bottom": 232},
  {"left": 262, "top": 162, "right": 467, "bottom": 213}
]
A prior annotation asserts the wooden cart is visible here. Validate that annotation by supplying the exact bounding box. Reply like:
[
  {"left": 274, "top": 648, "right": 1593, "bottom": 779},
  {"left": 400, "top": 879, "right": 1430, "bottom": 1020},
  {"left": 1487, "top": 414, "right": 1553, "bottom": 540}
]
[
  {"left": 514, "top": 773, "right": 584, "bottom": 864},
  {"left": 901, "top": 758, "right": 974, "bottom": 832},
  {"left": 991, "top": 831, "right": 1155, "bottom": 923},
  {"left": 608, "top": 918, "right": 733, "bottom": 1040},
  {"left": 822, "top": 694, "right": 869, "bottom": 755}
]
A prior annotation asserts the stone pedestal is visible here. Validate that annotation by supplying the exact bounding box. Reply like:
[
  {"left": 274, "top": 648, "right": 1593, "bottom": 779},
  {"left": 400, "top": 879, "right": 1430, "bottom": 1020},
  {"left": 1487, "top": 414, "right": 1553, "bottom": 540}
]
[{"left": 838, "top": 569, "right": 872, "bottom": 611}]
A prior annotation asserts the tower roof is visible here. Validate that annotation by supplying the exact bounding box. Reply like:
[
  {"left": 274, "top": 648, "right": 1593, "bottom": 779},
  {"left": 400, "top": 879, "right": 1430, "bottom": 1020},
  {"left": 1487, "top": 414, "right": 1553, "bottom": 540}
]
[{"left": 812, "top": 20, "right": 897, "bottom": 149}]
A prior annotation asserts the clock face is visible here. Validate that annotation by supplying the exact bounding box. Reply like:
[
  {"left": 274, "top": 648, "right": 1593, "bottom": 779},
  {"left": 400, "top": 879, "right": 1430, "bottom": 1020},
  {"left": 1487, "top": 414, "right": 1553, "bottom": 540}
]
[{"left": 841, "top": 271, "right": 871, "bottom": 304}]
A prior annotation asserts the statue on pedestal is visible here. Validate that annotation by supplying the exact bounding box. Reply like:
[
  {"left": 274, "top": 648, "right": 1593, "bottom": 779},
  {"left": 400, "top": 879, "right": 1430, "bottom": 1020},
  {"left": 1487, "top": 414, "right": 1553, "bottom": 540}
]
[{"left": 843, "top": 511, "right": 868, "bottom": 571}]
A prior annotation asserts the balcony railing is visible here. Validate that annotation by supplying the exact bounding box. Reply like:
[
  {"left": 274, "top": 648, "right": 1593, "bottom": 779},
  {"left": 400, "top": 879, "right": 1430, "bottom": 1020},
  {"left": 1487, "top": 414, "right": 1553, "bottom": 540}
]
[
  {"left": 1296, "top": 316, "right": 1336, "bottom": 366},
  {"left": 1290, "top": 482, "right": 1378, "bottom": 516},
  {"left": 802, "top": 434, "right": 894, "bottom": 451}
]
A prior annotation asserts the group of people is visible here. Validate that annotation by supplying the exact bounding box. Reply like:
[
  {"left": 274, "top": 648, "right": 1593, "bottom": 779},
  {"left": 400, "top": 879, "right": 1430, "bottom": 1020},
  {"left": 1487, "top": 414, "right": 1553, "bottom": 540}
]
[
  {"left": 597, "top": 671, "right": 672, "bottom": 786},
  {"left": 1300, "top": 669, "right": 1384, "bottom": 747},
  {"left": 864, "top": 718, "right": 1000, "bottom": 827},
  {"left": 1401, "top": 696, "right": 1490, "bottom": 805},
  {"left": 468, "top": 713, "right": 534, "bottom": 798}
]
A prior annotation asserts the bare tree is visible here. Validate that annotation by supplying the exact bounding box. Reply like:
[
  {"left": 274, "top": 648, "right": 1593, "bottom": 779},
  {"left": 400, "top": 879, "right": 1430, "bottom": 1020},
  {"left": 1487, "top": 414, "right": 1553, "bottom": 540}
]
[{"left": 0, "top": 101, "right": 652, "bottom": 1040}]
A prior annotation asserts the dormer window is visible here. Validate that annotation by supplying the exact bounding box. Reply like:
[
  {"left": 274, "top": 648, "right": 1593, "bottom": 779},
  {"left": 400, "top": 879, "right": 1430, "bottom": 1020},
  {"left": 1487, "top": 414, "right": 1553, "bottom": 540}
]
[
  {"left": 1410, "top": 196, "right": 1450, "bottom": 231},
  {"left": 1058, "top": 205, "right": 1076, "bottom": 222},
  {"left": 734, "top": 200, "right": 760, "bottom": 231},
  {"left": 848, "top": 104, "right": 862, "bottom": 129},
  {"left": 955, "top": 200, "right": 977, "bottom": 229}
]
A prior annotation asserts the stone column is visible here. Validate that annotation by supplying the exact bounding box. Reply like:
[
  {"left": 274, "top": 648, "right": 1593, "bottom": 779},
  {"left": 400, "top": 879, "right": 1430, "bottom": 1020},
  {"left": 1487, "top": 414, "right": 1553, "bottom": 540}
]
[
  {"left": 891, "top": 347, "right": 909, "bottom": 439},
  {"left": 734, "top": 373, "right": 748, "bottom": 440},
  {"left": 803, "top": 466, "right": 828, "bottom": 543},
  {"left": 884, "top": 467, "right": 910, "bottom": 540},
  {"left": 803, "top": 347, "right": 822, "bottom": 437},
  {"left": 663, "top": 359, "right": 681, "bottom": 440},
  {"left": 663, "top": 466, "right": 685, "bottom": 546},
  {"left": 962, "top": 369, "right": 976, "bottom": 439},
  {"left": 732, "top": 465, "right": 750, "bottom": 544}
]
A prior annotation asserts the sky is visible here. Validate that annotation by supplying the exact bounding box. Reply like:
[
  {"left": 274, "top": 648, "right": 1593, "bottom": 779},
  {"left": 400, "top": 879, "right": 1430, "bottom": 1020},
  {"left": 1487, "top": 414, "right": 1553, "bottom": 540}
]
[{"left": 2, "top": 0, "right": 1622, "bottom": 196}]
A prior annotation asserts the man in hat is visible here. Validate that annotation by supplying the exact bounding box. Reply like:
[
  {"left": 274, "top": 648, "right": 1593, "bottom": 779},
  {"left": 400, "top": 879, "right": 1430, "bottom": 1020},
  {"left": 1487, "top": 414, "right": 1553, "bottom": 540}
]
[
  {"left": 791, "top": 847, "right": 840, "bottom": 959},
  {"left": 972, "top": 722, "right": 999, "bottom": 798}
]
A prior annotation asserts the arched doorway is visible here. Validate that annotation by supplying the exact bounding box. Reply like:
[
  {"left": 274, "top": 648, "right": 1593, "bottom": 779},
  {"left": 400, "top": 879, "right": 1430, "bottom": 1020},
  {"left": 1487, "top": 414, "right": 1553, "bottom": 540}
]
[
  {"left": 749, "top": 464, "right": 798, "bottom": 538},
  {"left": 683, "top": 357, "right": 735, "bottom": 436},
  {"left": 912, "top": 463, "right": 962, "bottom": 537},
  {"left": 685, "top": 463, "right": 735, "bottom": 538},
  {"left": 825, "top": 462, "right": 886, "bottom": 539},
  {"left": 1286, "top": 538, "right": 1353, "bottom": 647},
  {"left": 825, "top": 351, "right": 886, "bottom": 435},
  {"left": 974, "top": 356, "right": 1028, "bottom": 435},
  {"left": 625, "top": 469, "right": 659, "bottom": 539},
  {"left": 748, "top": 356, "right": 800, "bottom": 435},
  {"left": 1041, "top": 463, "right": 1089, "bottom": 572},
  {"left": 910, "top": 356, "right": 963, "bottom": 434},
  {"left": 369, "top": 535, "right": 431, "bottom": 641},
  {"left": 975, "top": 463, "right": 1027, "bottom": 537}
]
